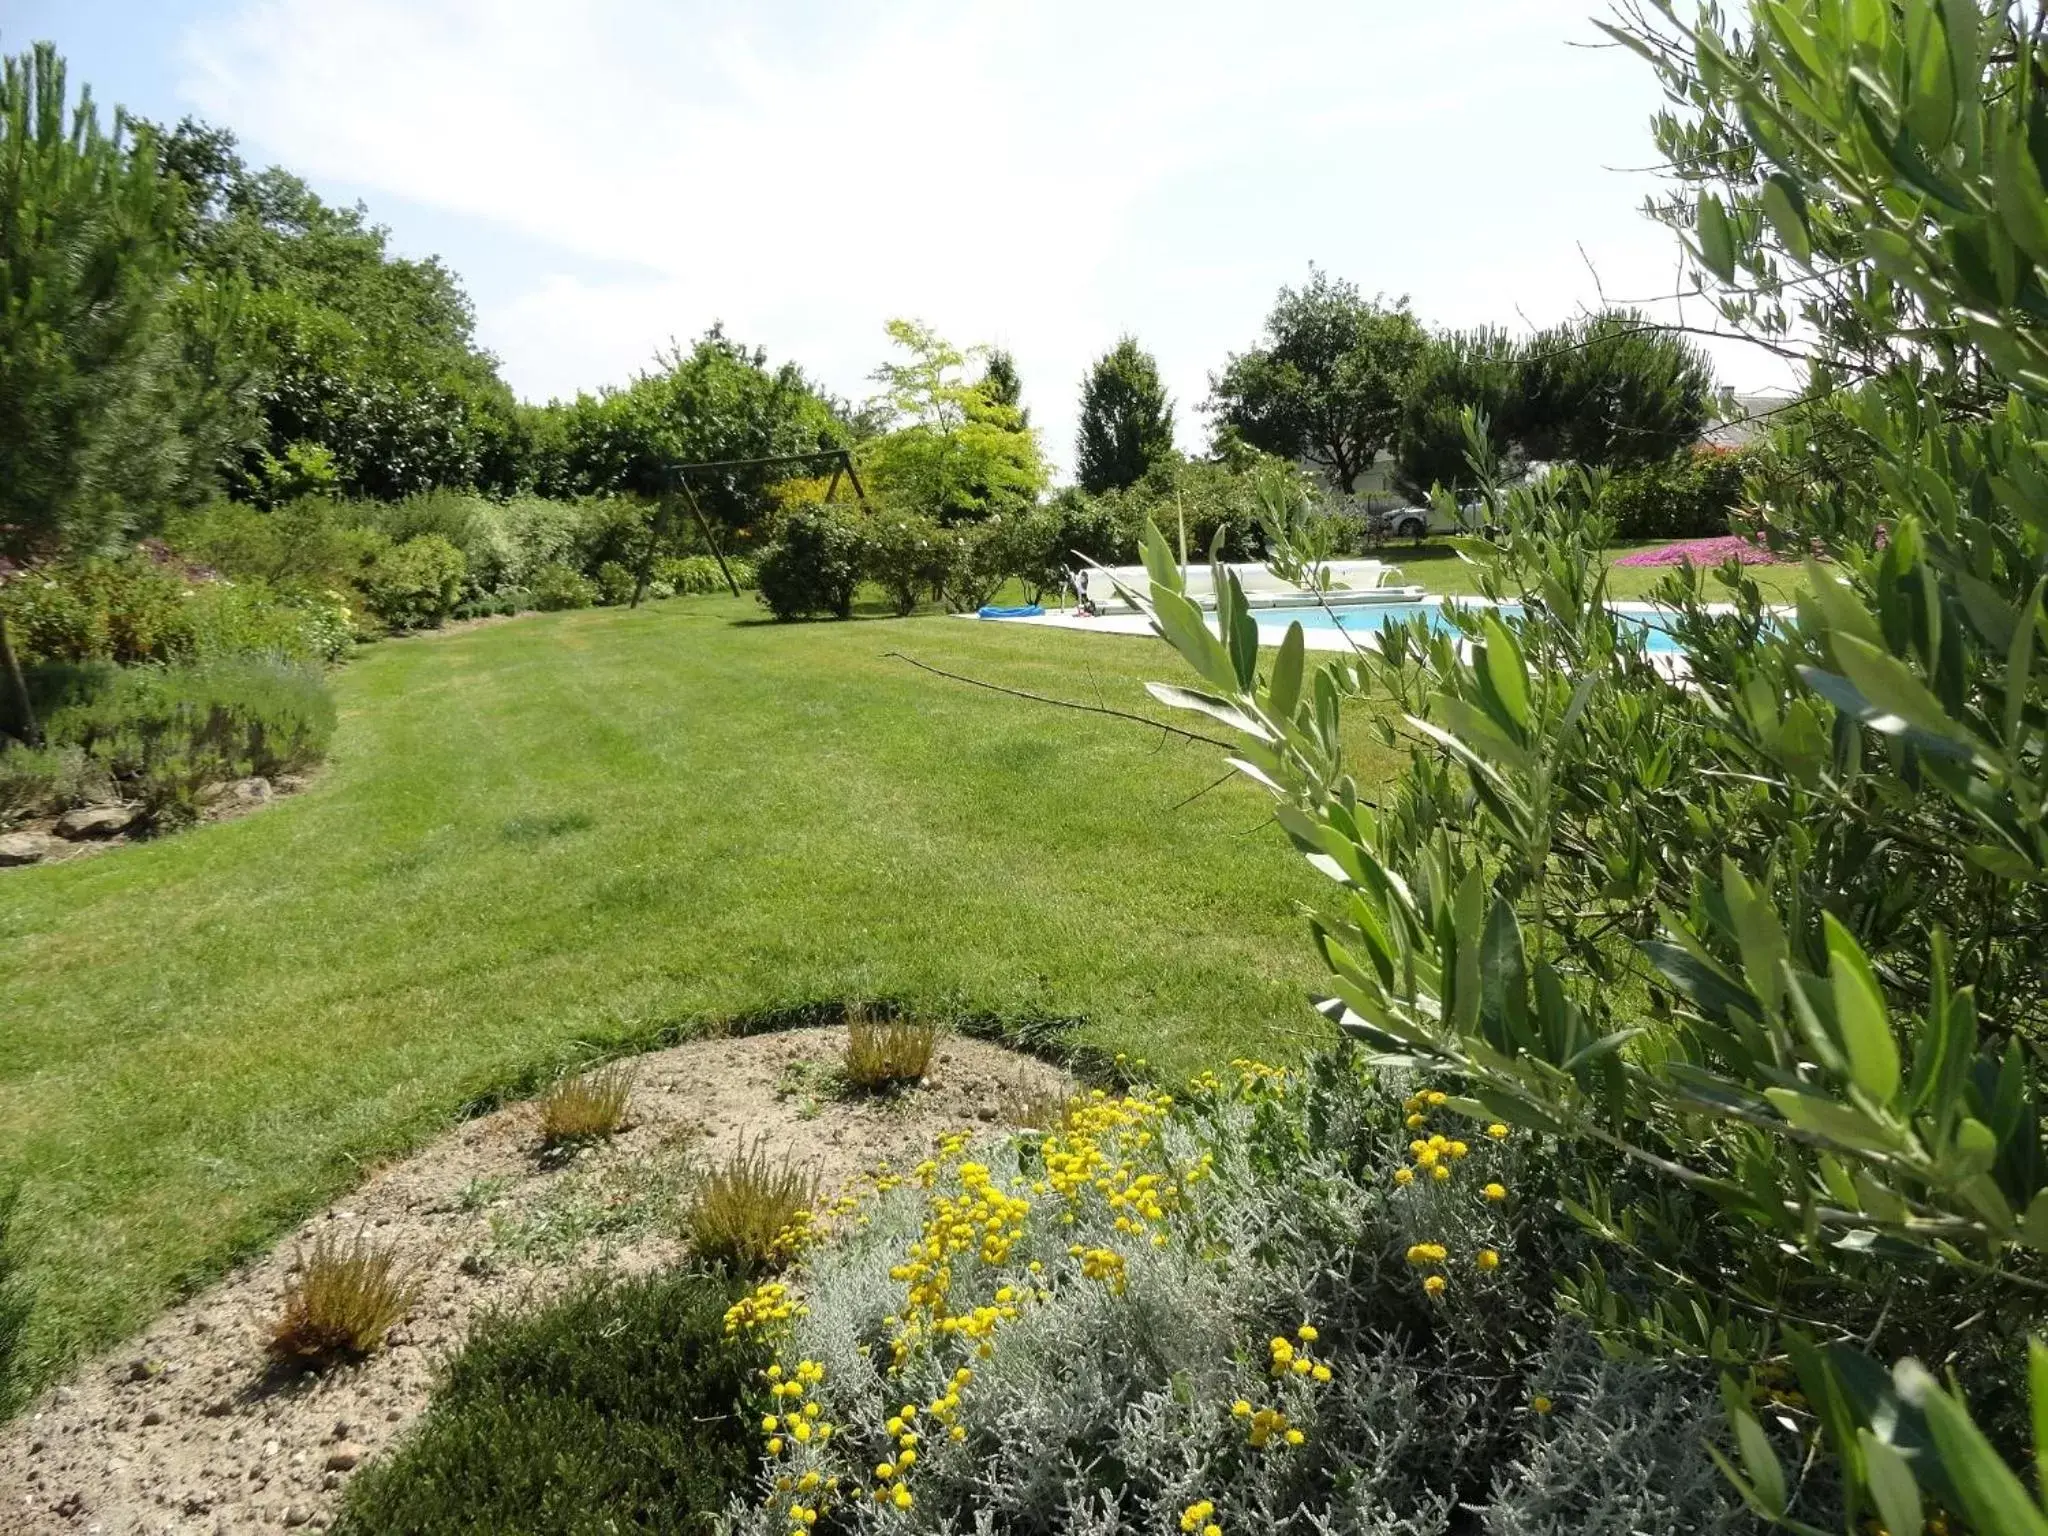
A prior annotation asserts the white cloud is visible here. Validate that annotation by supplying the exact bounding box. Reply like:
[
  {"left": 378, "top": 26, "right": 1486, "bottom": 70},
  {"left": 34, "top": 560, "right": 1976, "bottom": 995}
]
[{"left": 179, "top": 0, "right": 1794, "bottom": 476}]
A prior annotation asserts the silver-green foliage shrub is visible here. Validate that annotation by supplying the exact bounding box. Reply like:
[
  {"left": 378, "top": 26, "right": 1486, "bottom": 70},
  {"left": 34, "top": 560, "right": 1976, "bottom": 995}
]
[{"left": 721, "top": 1056, "right": 1760, "bottom": 1536}]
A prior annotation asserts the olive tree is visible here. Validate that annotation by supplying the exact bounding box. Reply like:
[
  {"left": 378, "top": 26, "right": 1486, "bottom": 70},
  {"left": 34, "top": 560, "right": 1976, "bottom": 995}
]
[{"left": 1133, "top": 3, "right": 2048, "bottom": 1529}]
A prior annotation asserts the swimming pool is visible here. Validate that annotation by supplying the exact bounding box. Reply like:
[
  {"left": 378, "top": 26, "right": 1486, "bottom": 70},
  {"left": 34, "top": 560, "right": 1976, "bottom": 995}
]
[{"left": 1271, "top": 600, "right": 1688, "bottom": 656}]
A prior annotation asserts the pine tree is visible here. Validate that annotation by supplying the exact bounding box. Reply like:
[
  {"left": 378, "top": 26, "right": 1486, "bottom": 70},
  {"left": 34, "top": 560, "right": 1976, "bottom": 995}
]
[
  {"left": 0, "top": 43, "right": 186, "bottom": 562},
  {"left": 1075, "top": 336, "right": 1175, "bottom": 495}
]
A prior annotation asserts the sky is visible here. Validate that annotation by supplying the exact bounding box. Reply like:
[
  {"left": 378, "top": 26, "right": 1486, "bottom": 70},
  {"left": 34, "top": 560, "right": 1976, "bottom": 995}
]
[{"left": 1, "top": 0, "right": 1796, "bottom": 479}]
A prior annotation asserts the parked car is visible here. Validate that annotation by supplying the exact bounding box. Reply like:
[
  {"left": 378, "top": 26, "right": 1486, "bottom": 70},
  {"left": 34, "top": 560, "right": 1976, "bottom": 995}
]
[{"left": 1370, "top": 504, "right": 1443, "bottom": 543}]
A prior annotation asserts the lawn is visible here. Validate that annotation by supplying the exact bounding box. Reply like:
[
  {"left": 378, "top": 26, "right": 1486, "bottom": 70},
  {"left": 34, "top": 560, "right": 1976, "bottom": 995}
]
[
  {"left": 1381, "top": 540, "right": 1813, "bottom": 603},
  {"left": 0, "top": 597, "right": 1369, "bottom": 1392}
]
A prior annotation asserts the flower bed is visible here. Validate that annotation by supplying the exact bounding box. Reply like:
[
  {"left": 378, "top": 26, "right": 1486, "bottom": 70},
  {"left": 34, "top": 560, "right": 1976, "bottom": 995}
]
[
  {"left": 718, "top": 1055, "right": 1766, "bottom": 1536},
  {"left": 1610, "top": 535, "right": 1785, "bottom": 567}
]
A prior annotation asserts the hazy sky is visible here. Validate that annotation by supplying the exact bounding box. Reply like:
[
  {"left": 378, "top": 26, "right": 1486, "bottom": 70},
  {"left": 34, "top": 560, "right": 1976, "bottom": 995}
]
[{"left": 3, "top": 0, "right": 1794, "bottom": 477}]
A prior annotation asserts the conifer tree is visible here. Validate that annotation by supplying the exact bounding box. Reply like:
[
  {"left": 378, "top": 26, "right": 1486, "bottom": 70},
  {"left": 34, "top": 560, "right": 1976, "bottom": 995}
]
[{"left": 1075, "top": 336, "right": 1175, "bottom": 495}]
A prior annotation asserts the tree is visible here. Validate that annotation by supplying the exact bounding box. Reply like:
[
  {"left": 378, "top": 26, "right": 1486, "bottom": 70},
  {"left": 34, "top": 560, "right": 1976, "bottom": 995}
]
[
  {"left": 1393, "top": 327, "right": 1528, "bottom": 498},
  {"left": 0, "top": 44, "right": 187, "bottom": 563},
  {"left": 153, "top": 117, "right": 521, "bottom": 501},
  {"left": 981, "top": 349, "right": 1024, "bottom": 417},
  {"left": 1394, "top": 311, "right": 1715, "bottom": 498},
  {"left": 1075, "top": 336, "right": 1176, "bottom": 495},
  {"left": 1134, "top": 0, "right": 2048, "bottom": 1525},
  {"left": 1207, "top": 270, "right": 1425, "bottom": 493},
  {"left": 538, "top": 327, "right": 844, "bottom": 531},
  {"left": 1518, "top": 308, "right": 1714, "bottom": 467},
  {"left": 859, "top": 320, "right": 1047, "bottom": 525}
]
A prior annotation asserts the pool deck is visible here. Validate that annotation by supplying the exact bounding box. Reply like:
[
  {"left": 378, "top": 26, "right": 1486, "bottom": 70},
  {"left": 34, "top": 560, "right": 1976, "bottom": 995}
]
[{"left": 973, "top": 597, "right": 1738, "bottom": 656}]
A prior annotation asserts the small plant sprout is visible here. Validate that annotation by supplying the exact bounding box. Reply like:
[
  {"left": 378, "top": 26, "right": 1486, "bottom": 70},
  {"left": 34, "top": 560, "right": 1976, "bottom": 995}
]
[
  {"left": 267, "top": 1231, "right": 420, "bottom": 1368},
  {"left": 994, "top": 1072, "right": 1072, "bottom": 1130},
  {"left": 842, "top": 1012, "right": 939, "bottom": 1092},
  {"left": 686, "top": 1138, "right": 819, "bottom": 1275},
  {"left": 538, "top": 1061, "right": 636, "bottom": 1148}
]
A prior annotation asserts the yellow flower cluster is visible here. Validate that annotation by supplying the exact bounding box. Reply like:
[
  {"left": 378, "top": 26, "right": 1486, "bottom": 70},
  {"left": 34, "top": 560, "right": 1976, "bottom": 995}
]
[
  {"left": 760, "top": 1360, "right": 841, "bottom": 1532},
  {"left": 1268, "top": 1325, "right": 1335, "bottom": 1383},
  {"left": 1231, "top": 1397, "right": 1306, "bottom": 1449},
  {"left": 1229, "top": 1057, "right": 1291, "bottom": 1095},
  {"left": 1387, "top": 1088, "right": 1516, "bottom": 1295},
  {"left": 868, "top": 1399, "right": 931, "bottom": 1511},
  {"left": 1180, "top": 1498, "right": 1224, "bottom": 1536},
  {"left": 1072, "top": 1243, "right": 1128, "bottom": 1293},
  {"left": 725, "top": 1279, "right": 805, "bottom": 1336},
  {"left": 883, "top": 1157, "right": 1035, "bottom": 1367}
]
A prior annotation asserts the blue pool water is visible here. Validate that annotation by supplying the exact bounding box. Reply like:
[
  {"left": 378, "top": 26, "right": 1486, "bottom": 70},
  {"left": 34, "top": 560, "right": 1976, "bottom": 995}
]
[{"left": 1275, "top": 600, "right": 1687, "bottom": 656}]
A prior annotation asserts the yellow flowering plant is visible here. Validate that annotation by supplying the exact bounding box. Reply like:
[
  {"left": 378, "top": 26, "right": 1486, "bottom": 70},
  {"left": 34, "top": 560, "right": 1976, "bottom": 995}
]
[{"left": 717, "top": 1048, "right": 1750, "bottom": 1535}]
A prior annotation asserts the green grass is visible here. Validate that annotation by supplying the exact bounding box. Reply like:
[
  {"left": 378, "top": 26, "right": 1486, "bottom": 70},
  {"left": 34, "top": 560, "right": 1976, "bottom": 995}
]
[
  {"left": 0, "top": 597, "right": 1362, "bottom": 1394},
  {"left": 1383, "top": 541, "right": 1813, "bottom": 603}
]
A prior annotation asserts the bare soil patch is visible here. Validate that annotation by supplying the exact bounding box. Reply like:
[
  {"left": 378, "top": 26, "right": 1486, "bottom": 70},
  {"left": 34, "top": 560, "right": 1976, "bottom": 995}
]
[{"left": 0, "top": 1027, "right": 1066, "bottom": 1534}]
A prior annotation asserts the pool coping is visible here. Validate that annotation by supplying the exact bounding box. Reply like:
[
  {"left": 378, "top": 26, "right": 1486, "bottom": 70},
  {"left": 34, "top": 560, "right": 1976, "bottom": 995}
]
[{"left": 970, "top": 596, "right": 1765, "bottom": 660}]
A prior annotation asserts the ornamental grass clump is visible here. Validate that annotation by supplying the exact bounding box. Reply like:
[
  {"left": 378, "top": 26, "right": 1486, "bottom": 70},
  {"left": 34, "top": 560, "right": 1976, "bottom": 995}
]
[
  {"left": 537, "top": 1061, "right": 635, "bottom": 1148},
  {"left": 718, "top": 1053, "right": 1764, "bottom": 1535},
  {"left": 267, "top": 1231, "right": 420, "bottom": 1369},
  {"left": 842, "top": 1014, "right": 939, "bottom": 1093},
  {"left": 687, "top": 1139, "right": 819, "bottom": 1276}
]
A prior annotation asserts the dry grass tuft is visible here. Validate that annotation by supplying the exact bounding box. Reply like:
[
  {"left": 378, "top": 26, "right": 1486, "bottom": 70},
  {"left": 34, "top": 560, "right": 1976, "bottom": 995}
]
[
  {"left": 996, "top": 1073, "right": 1076, "bottom": 1130},
  {"left": 685, "top": 1139, "right": 819, "bottom": 1275},
  {"left": 267, "top": 1231, "right": 420, "bottom": 1368},
  {"left": 538, "top": 1062, "right": 636, "bottom": 1147},
  {"left": 842, "top": 1013, "right": 940, "bottom": 1092}
]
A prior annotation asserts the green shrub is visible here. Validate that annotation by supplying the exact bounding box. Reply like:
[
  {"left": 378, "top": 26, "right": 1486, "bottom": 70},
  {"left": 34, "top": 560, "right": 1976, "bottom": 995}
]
[
  {"left": 659, "top": 554, "right": 753, "bottom": 595},
  {"left": 165, "top": 499, "right": 388, "bottom": 594},
  {"left": 757, "top": 509, "right": 863, "bottom": 621},
  {"left": 593, "top": 560, "right": 638, "bottom": 607},
  {"left": 1599, "top": 446, "right": 1752, "bottom": 542},
  {"left": 528, "top": 562, "right": 597, "bottom": 612},
  {"left": 863, "top": 513, "right": 952, "bottom": 615},
  {"left": 934, "top": 519, "right": 1010, "bottom": 612},
  {"left": 722, "top": 1057, "right": 1768, "bottom": 1536},
  {"left": 489, "top": 497, "right": 586, "bottom": 592},
  {"left": 182, "top": 580, "right": 356, "bottom": 664},
  {"left": 335, "top": 1270, "right": 764, "bottom": 1536},
  {"left": 0, "top": 743, "right": 98, "bottom": 827},
  {"left": 46, "top": 659, "right": 335, "bottom": 822},
  {"left": 363, "top": 534, "right": 467, "bottom": 631},
  {"left": 568, "top": 497, "right": 657, "bottom": 577},
  {"left": 0, "top": 559, "right": 198, "bottom": 664},
  {"left": 0, "top": 1185, "right": 35, "bottom": 1421}
]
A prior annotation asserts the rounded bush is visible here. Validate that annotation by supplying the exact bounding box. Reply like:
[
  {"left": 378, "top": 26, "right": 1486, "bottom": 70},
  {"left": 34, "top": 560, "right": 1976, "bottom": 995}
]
[
  {"left": 528, "top": 562, "right": 598, "bottom": 612},
  {"left": 363, "top": 534, "right": 467, "bottom": 631},
  {"left": 757, "top": 510, "right": 864, "bottom": 621}
]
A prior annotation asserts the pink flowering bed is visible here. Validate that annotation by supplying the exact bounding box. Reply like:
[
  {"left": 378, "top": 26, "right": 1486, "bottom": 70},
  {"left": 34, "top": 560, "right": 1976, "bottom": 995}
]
[{"left": 1611, "top": 534, "right": 1785, "bottom": 567}]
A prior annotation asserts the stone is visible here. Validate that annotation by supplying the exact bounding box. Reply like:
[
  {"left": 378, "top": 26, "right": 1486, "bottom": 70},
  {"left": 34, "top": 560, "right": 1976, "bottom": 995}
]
[
  {"left": 323, "top": 1444, "right": 363, "bottom": 1472},
  {"left": 141, "top": 1410, "right": 164, "bottom": 1428},
  {"left": 221, "top": 777, "right": 271, "bottom": 808},
  {"left": 282, "top": 1506, "right": 312, "bottom": 1528},
  {"left": 0, "top": 831, "right": 49, "bottom": 866},
  {"left": 54, "top": 805, "right": 137, "bottom": 841}
]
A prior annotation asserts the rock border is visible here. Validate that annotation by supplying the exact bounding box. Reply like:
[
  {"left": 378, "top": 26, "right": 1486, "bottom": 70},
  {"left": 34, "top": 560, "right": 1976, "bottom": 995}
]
[{"left": 0, "top": 775, "right": 309, "bottom": 872}]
